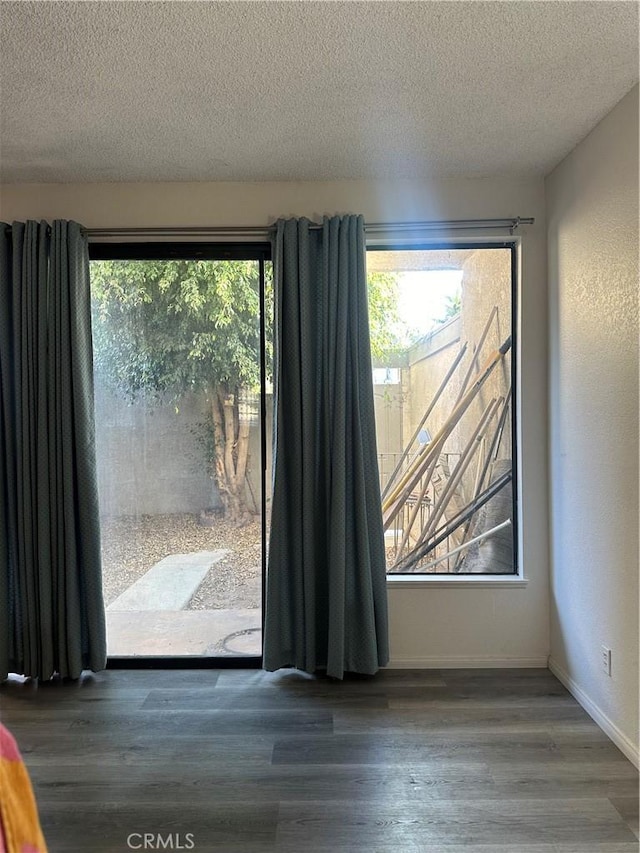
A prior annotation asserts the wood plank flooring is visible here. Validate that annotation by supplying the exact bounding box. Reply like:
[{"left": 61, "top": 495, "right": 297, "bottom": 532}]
[{"left": 1, "top": 667, "right": 637, "bottom": 852}]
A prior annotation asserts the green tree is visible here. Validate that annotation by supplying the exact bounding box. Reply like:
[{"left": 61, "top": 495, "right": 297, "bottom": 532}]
[
  {"left": 367, "top": 271, "right": 416, "bottom": 361},
  {"left": 90, "top": 261, "right": 407, "bottom": 524},
  {"left": 91, "top": 259, "right": 265, "bottom": 525},
  {"left": 438, "top": 290, "right": 462, "bottom": 323}
]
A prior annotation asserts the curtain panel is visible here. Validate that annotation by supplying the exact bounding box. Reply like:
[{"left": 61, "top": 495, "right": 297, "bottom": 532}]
[
  {"left": 264, "top": 215, "right": 389, "bottom": 679},
  {"left": 0, "top": 220, "right": 106, "bottom": 681}
]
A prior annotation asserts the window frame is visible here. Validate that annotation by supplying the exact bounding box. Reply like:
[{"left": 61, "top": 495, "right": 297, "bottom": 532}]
[
  {"left": 366, "top": 238, "right": 524, "bottom": 585},
  {"left": 88, "top": 241, "right": 272, "bottom": 668}
]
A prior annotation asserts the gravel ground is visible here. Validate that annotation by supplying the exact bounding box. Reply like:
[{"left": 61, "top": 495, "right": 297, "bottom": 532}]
[{"left": 101, "top": 514, "right": 262, "bottom": 610}]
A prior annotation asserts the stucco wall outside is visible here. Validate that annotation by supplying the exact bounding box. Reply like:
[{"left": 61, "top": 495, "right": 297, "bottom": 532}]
[
  {"left": 94, "top": 387, "right": 216, "bottom": 517},
  {"left": 401, "top": 248, "right": 512, "bottom": 458},
  {"left": 94, "top": 385, "right": 267, "bottom": 518},
  {"left": 546, "top": 85, "right": 639, "bottom": 762},
  {"left": 459, "top": 248, "right": 513, "bottom": 462},
  {"left": 402, "top": 316, "right": 461, "bottom": 450},
  {"left": 373, "top": 382, "right": 404, "bottom": 490}
]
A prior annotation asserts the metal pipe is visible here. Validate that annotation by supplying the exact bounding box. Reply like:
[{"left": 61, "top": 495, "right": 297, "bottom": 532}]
[
  {"left": 414, "top": 397, "right": 500, "bottom": 548},
  {"left": 392, "top": 453, "right": 440, "bottom": 564},
  {"left": 453, "top": 389, "right": 512, "bottom": 569},
  {"left": 417, "top": 519, "right": 512, "bottom": 572},
  {"left": 383, "top": 334, "right": 511, "bottom": 524},
  {"left": 390, "top": 469, "right": 512, "bottom": 573},
  {"left": 455, "top": 305, "right": 498, "bottom": 404},
  {"left": 381, "top": 341, "right": 467, "bottom": 501}
]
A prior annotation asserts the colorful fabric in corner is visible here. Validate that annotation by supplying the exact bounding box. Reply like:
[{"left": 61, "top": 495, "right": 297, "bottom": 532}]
[{"left": 0, "top": 724, "right": 47, "bottom": 853}]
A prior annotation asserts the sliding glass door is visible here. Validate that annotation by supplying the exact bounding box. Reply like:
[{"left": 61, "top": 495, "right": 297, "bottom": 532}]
[{"left": 89, "top": 244, "right": 271, "bottom": 661}]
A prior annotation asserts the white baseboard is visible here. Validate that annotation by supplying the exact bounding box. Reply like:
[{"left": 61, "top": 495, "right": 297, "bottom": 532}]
[
  {"left": 548, "top": 656, "right": 639, "bottom": 769},
  {"left": 386, "top": 655, "right": 549, "bottom": 669}
]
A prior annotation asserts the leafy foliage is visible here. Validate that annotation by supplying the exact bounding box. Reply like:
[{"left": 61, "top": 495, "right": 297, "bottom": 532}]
[
  {"left": 437, "top": 290, "right": 462, "bottom": 324},
  {"left": 367, "top": 271, "right": 415, "bottom": 361},
  {"left": 368, "top": 270, "right": 433, "bottom": 360},
  {"left": 92, "top": 261, "right": 409, "bottom": 396},
  {"left": 91, "top": 259, "right": 267, "bottom": 522},
  {"left": 90, "top": 259, "right": 411, "bottom": 519},
  {"left": 91, "top": 260, "right": 263, "bottom": 399}
]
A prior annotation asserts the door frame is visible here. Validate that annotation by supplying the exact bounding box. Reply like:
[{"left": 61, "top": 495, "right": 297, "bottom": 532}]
[{"left": 89, "top": 242, "right": 271, "bottom": 668}]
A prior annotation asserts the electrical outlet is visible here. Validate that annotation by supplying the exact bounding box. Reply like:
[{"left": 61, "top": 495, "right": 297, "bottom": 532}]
[{"left": 601, "top": 645, "right": 612, "bottom": 676}]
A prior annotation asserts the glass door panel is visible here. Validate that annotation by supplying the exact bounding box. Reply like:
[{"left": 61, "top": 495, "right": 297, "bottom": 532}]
[{"left": 90, "top": 253, "right": 270, "bottom": 658}]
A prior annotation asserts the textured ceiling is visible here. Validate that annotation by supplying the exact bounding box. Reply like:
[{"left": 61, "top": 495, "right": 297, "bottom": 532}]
[{"left": 1, "top": 1, "right": 638, "bottom": 184}]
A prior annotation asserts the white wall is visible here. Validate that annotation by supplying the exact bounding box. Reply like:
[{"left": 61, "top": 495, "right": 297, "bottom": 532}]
[
  {"left": 546, "top": 86, "right": 639, "bottom": 764},
  {"left": 0, "top": 176, "right": 550, "bottom": 668}
]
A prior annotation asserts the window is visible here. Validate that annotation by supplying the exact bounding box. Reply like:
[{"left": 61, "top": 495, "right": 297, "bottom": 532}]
[{"left": 367, "top": 245, "right": 517, "bottom": 576}]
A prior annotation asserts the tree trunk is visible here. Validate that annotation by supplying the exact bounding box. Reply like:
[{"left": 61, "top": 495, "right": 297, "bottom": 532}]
[{"left": 210, "top": 383, "right": 254, "bottom": 525}]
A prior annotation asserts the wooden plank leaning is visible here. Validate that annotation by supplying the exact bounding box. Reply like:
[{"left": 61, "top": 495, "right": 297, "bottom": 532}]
[
  {"left": 382, "top": 335, "right": 512, "bottom": 529},
  {"left": 452, "top": 387, "right": 512, "bottom": 570},
  {"left": 392, "top": 396, "right": 500, "bottom": 565},
  {"left": 380, "top": 341, "right": 468, "bottom": 503},
  {"left": 410, "top": 396, "right": 502, "bottom": 554},
  {"left": 390, "top": 468, "right": 513, "bottom": 573},
  {"left": 454, "top": 305, "right": 498, "bottom": 404}
]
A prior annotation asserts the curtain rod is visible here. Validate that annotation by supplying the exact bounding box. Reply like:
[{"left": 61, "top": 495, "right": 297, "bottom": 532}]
[
  {"left": 84, "top": 217, "right": 534, "bottom": 240},
  {"left": 3, "top": 217, "right": 534, "bottom": 238}
]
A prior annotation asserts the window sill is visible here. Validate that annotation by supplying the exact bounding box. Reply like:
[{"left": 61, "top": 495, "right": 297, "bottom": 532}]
[{"left": 386, "top": 575, "right": 528, "bottom": 588}]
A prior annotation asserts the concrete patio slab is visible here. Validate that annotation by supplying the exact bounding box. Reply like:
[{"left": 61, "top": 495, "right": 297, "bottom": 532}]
[
  {"left": 106, "top": 609, "right": 262, "bottom": 656},
  {"left": 107, "top": 549, "right": 230, "bottom": 611}
]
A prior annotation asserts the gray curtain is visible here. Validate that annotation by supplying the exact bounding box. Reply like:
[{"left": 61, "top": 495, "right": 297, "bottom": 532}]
[
  {"left": 264, "top": 215, "right": 389, "bottom": 679},
  {"left": 0, "top": 220, "right": 106, "bottom": 681}
]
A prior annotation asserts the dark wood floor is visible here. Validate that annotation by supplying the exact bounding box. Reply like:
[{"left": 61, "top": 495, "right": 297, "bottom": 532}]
[{"left": 1, "top": 667, "right": 638, "bottom": 852}]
